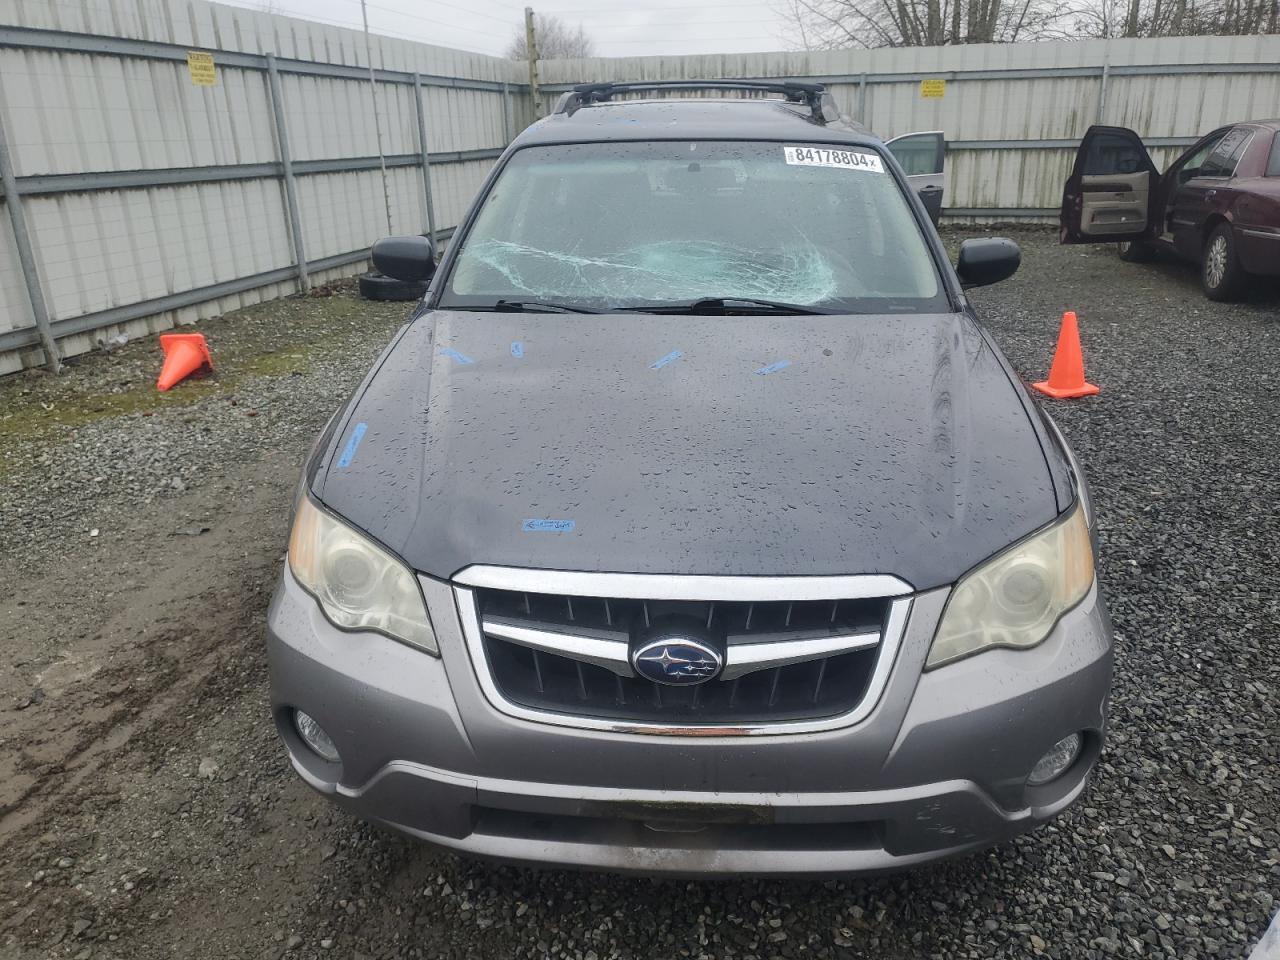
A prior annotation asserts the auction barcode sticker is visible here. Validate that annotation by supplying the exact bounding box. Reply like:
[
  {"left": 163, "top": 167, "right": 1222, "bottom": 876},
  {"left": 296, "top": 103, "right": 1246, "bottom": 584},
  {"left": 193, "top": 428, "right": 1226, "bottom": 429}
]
[{"left": 783, "top": 146, "right": 883, "bottom": 172}]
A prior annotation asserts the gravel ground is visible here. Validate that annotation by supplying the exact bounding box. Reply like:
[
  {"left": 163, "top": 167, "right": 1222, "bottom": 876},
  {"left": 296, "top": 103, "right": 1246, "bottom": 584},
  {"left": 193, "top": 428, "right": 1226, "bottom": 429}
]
[
  {"left": 0, "top": 279, "right": 406, "bottom": 570},
  {"left": 0, "top": 233, "right": 1277, "bottom": 960}
]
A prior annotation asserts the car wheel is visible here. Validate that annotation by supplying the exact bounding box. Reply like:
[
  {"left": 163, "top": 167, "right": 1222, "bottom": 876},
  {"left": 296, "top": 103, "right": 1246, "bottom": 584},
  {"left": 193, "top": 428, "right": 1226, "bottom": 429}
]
[
  {"left": 1116, "top": 240, "right": 1152, "bottom": 263},
  {"left": 358, "top": 271, "right": 428, "bottom": 302},
  {"left": 1200, "top": 223, "right": 1247, "bottom": 302}
]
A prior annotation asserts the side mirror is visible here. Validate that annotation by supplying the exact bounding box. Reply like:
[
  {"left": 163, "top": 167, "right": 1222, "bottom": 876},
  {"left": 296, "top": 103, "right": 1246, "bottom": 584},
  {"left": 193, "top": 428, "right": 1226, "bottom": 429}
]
[
  {"left": 956, "top": 237, "right": 1020, "bottom": 289},
  {"left": 372, "top": 235, "right": 436, "bottom": 283}
]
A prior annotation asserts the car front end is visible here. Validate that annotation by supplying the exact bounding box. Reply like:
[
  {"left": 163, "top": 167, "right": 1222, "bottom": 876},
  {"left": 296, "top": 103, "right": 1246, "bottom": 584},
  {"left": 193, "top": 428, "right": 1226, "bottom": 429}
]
[
  {"left": 265, "top": 92, "right": 1113, "bottom": 877},
  {"left": 269, "top": 535, "right": 1110, "bottom": 876},
  {"left": 265, "top": 308, "right": 1113, "bottom": 876}
]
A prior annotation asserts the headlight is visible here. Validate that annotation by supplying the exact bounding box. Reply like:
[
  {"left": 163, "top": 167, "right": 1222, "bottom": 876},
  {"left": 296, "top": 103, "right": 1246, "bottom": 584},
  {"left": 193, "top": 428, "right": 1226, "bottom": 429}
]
[
  {"left": 287, "top": 495, "right": 438, "bottom": 655},
  {"left": 926, "top": 502, "right": 1093, "bottom": 669}
]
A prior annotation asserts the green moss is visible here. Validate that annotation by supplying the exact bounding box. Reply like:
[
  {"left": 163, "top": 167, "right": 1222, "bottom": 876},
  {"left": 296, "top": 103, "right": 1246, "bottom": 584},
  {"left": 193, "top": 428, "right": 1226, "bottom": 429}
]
[
  {"left": 239, "top": 346, "right": 315, "bottom": 378},
  {"left": 0, "top": 287, "right": 411, "bottom": 466},
  {"left": 0, "top": 379, "right": 214, "bottom": 442}
]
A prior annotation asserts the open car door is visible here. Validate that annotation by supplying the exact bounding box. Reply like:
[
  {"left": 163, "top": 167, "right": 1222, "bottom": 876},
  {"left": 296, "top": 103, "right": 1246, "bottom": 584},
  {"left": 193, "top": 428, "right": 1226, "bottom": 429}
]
[
  {"left": 886, "top": 131, "right": 945, "bottom": 227},
  {"left": 1060, "top": 126, "right": 1158, "bottom": 243}
]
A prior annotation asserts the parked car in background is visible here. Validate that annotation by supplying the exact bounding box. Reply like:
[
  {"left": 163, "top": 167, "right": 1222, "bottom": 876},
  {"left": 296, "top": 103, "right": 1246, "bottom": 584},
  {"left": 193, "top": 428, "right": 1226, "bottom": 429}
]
[
  {"left": 1060, "top": 121, "right": 1280, "bottom": 300},
  {"left": 885, "top": 130, "right": 946, "bottom": 226}
]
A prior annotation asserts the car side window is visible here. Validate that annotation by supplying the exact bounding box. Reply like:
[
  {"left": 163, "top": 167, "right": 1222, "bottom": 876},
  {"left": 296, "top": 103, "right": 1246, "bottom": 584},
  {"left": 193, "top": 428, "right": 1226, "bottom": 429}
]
[
  {"left": 887, "top": 133, "right": 943, "bottom": 176},
  {"left": 1268, "top": 133, "right": 1280, "bottom": 177},
  {"left": 1175, "top": 135, "right": 1226, "bottom": 184},
  {"left": 1198, "top": 127, "right": 1253, "bottom": 179},
  {"left": 1083, "top": 132, "right": 1148, "bottom": 175}
]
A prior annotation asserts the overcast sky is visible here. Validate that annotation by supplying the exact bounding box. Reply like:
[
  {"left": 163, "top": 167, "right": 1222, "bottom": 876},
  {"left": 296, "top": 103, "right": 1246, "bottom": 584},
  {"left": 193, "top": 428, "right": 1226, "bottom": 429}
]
[{"left": 216, "top": 0, "right": 796, "bottom": 58}]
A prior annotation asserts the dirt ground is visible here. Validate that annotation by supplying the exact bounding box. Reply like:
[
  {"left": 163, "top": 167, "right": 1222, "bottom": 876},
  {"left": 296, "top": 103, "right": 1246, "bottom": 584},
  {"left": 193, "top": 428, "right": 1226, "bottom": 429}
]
[{"left": 1, "top": 236, "right": 1277, "bottom": 960}]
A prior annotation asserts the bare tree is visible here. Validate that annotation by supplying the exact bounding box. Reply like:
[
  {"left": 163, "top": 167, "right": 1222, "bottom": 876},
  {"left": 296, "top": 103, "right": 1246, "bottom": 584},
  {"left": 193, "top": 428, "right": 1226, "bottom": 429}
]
[
  {"left": 1067, "top": 0, "right": 1278, "bottom": 36},
  {"left": 506, "top": 14, "right": 596, "bottom": 60},
  {"left": 778, "top": 0, "right": 1275, "bottom": 45},
  {"left": 777, "top": 0, "right": 1074, "bottom": 47}
]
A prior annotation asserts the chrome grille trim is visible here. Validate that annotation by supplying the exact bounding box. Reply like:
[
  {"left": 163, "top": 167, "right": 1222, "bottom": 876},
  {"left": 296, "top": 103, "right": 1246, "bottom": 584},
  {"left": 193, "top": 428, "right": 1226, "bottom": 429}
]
[
  {"left": 482, "top": 616, "right": 631, "bottom": 676},
  {"left": 450, "top": 569, "right": 915, "bottom": 737},
  {"left": 453, "top": 566, "right": 913, "bottom": 601},
  {"left": 481, "top": 614, "right": 882, "bottom": 681},
  {"left": 720, "top": 629, "right": 881, "bottom": 681}
]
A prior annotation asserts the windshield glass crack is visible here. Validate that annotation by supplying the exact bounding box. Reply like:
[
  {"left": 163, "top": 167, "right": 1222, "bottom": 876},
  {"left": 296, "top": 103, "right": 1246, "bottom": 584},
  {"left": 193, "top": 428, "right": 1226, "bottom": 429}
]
[{"left": 465, "top": 237, "right": 839, "bottom": 306}]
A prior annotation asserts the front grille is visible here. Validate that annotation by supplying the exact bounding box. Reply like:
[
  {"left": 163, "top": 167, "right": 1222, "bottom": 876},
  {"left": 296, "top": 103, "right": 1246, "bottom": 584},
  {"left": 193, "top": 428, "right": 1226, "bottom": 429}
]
[
  {"left": 472, "top": 588, "right": 893, "bottom": 725},
  {"left": 473, "top": 806, "right": 884, "bottom": 853}
]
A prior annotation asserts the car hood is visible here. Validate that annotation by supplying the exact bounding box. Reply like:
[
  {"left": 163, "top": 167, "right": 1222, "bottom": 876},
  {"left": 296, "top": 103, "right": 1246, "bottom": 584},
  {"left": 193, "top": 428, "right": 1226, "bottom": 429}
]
[{"left": 315, "top": 310, "right": 1065, "bottom": 591}]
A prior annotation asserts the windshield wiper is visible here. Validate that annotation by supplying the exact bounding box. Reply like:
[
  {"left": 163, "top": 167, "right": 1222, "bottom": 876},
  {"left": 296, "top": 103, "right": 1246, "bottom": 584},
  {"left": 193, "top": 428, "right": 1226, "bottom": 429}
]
[
  {"left": 614, "top": 297, "right": 831, "bottom": 315},
  {"left": 489, "top": 299, "right": 602, "bottom": 314}
]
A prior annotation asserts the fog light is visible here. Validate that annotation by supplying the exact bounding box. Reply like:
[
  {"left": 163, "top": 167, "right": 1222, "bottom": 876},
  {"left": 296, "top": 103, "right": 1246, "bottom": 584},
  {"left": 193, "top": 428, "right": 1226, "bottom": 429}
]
[
  {"left": 1028, "top": 733, "right": 1082, "bottom": 786},
  {"left": 294, "top": 710, "right": 340, "bottom": 763}
]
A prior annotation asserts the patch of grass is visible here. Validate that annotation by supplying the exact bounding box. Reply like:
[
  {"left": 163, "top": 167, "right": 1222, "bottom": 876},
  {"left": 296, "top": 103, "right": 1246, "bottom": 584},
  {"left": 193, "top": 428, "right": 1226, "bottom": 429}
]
[
  {"left": 0, "top": 376, "right": 219, "bottom": 444},
  {"left": 0, "top": 286, "right": 411, "bottom": 455}
]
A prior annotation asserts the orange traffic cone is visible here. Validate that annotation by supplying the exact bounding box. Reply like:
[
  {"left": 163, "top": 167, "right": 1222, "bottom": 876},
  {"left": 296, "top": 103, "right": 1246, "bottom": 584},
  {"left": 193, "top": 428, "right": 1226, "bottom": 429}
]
[
  {"left": 1032, "top": 311, "right": 1099, "bottom": 399},
  {"left": 157, "top": 333, "right": 213, "bottom": 391}
]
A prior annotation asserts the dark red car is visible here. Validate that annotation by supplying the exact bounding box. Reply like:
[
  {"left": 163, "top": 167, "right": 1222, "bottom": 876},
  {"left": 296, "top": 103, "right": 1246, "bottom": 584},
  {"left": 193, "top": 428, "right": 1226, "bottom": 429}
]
[{"left": 1060, "top": 120, "right": 1280, "bottom": 300}]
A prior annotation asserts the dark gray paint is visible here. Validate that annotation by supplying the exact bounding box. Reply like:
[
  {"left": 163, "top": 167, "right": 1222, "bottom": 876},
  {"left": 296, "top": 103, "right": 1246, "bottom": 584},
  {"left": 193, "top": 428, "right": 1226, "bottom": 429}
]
[
  {"left": 314, "top": 309, "right": 1065, "bottom": 590},
  {"left": 271, "top": 92, "right": 1110, "bottom": 879}
]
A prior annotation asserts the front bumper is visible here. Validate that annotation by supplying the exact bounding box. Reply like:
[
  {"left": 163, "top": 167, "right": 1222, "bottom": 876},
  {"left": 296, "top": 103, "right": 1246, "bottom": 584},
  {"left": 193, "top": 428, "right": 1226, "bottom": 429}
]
[{"left": 267, "top": 568, "right": 1113, "bottom": 877}]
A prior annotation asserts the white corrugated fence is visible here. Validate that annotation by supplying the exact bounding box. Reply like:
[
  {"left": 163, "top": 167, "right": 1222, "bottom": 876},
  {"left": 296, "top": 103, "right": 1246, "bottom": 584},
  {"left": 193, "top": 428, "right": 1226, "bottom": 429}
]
[
  {"left": 1, "top": 0, "right": 1277, "bottom": 374},
  {"left": 539, "top": 36, "right": 1280, "bottom": 215},
  {"left": 0, "top": 0, "right": 527, "bottom": 373}
]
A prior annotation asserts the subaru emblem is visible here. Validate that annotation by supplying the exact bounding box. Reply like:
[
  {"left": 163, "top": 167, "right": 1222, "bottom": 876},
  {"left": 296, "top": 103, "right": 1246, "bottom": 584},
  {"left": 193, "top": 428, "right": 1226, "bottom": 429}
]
[{"left": 631, "top": 637, "right": 723, "bottom": 686}]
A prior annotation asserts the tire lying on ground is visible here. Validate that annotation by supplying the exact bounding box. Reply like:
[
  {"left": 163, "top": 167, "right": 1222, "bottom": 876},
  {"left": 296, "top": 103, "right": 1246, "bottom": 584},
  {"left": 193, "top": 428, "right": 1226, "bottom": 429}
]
[{"left": 358, "top": 271, "right": 428, "bottom": 302}]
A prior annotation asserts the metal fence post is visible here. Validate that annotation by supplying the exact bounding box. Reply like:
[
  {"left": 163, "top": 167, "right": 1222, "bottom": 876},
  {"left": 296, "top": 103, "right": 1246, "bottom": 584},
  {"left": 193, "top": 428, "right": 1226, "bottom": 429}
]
[
  {"left": 857, "top": 72, "right": 868, "bottom": 124},
  {"left": 501, "top": 80, "right": 511, "bottom": 144},
  {"left": 265, "top": 53, "right": 310, "bottom": 292},
  {"left": 1096, "top": 60, "right": 1111, "bottom": 124},
  {"left": 413, "top": 73, "right": 438, "bottom": 257},
  {"left": 0, "top": 111, "right": 59, "bottom": 372}
]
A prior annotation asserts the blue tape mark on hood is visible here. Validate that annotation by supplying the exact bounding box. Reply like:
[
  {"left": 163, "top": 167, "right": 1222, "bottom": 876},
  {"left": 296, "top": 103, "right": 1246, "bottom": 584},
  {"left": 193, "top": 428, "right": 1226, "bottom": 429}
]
[
  {"left": 523, "top": 518, "right": 576, "bottom": 532},
  {"left": 511, "top": 341, "right": 524, "bottom": 358},
  {"left": 756, "top": 360, "right": 790, "bottom": 375},
  {"left": 650, "top": 350, "right": 683, "bottom": 370},
  {"left": 336, "top": 422, "right": 367, "bottom": 468},
  {"left": 440, "top": 347, "right": 474, "bottom": 365}
]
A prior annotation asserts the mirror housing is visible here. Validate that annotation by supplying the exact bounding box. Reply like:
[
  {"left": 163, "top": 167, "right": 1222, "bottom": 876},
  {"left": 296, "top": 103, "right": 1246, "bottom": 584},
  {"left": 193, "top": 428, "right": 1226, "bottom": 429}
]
[
  {"left": 956, "top": 237, "right": 1020, "bottom": 289},
  {"left": 372, "top": 235, "right": 436, "bottom": 283}
]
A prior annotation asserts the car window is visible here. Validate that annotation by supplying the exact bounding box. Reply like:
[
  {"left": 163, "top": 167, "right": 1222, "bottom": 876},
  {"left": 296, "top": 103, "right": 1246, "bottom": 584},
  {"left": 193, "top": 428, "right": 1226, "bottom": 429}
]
[
  {"left": 1267, "top": 133, "right": 1280, "bottom": 177},
  {"left": 887, "top": 133, "right": 943, "bottom": 176},
  {"left": 1198, "top": 128, "right": 1253, "bottom": 179},
  {"left": 1083, "top": 132, "right": 1149, "bottom": 176},
  {"left": 441, "top": 140, "right": 946, "bottom": 313},
  {"left": 1174, "top": 134, "right": 1226, "bottom": 184}
]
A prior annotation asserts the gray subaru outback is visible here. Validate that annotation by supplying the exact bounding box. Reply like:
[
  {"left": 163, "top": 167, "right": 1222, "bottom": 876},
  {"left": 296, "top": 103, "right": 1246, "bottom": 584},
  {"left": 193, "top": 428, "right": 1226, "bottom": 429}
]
[{"left": 267, "top": 81, "right": 1113, "bottom": 877}]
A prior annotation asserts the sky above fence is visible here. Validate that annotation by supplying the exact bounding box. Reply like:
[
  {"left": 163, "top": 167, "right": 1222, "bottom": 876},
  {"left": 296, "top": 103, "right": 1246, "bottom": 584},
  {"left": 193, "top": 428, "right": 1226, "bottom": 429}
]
[{"left": 213, "top": 0, "right": 794, "bottom": 58}]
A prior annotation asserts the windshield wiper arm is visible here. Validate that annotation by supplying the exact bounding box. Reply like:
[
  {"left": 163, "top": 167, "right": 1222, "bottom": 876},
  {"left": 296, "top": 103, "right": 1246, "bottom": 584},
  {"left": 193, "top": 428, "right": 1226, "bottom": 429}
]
[
  {"left": 490, "top": 299, "right": 602, "bottom": 314},
  {"left": 615, "top": 297, "right": 830, "bottom": 315}
]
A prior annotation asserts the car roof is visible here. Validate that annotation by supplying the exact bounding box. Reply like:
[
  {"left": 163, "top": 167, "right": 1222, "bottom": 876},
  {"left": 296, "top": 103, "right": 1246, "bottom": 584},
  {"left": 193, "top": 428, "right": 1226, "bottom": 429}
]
[
  {"left": 1213, "top": 119, "right": 1280, "bottom": 133},
  {"left": 512, "top": 98, "right": 880, "bottom": 149}
]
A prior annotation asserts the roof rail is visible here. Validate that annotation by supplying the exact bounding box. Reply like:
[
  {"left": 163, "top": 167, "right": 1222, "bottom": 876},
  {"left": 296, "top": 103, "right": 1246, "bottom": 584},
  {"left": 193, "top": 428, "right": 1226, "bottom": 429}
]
[{"left": 552, "top": 80, "right": 841, "bottom": 124}]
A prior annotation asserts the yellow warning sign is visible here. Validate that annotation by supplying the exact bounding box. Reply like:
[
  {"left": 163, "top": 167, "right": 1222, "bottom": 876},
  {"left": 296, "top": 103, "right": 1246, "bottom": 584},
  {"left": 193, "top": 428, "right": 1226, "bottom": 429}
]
[
  {"left": 920, "top": 78, "right": 946, "bottom": 99},
  {"left": 187, "top": 51, "right": 216, "bottom": 86}
]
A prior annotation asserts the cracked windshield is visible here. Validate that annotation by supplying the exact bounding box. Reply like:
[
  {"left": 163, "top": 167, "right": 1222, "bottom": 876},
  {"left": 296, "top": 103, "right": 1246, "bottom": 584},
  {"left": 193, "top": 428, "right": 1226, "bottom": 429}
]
[{"left": 443, "top": 140, "right": 944, "bottom": 312}]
